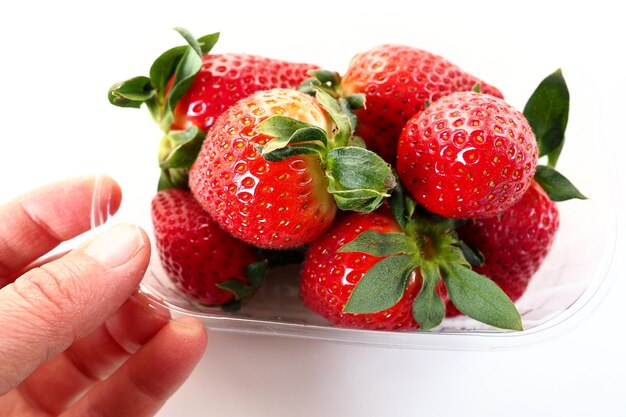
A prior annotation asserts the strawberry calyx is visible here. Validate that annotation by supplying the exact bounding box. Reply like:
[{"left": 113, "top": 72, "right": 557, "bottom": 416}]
[
  {"left": 108, "top": 28, "right": 219, "bottom": 132},
  {"left": 299, "top": 69, "right": 342, "bottom": 98},
  {"left": 109, "top": 27, "right": 219, "bottom": 191},
  {"left": 157, "top": 125, "right": 205, "bottom": 190},
  {"left": 217, "top": 260, "right": 268, "bottom": 312},
  {"left": 255, "top": 85, "right": 395, "bottom": 213},
  {"left": 299, "top": 70, "right": 367, "bottom": 144},
  {"left": 524, "top": 69, "right": 587, "bottom": 201},
  {"left": 339, "top": 185, "right": 523, "bottom": 331}
]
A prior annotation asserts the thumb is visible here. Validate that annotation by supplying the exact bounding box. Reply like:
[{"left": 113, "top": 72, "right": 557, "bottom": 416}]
[{"left": 0, "top": 224, "right": 150, "bottom": 394}]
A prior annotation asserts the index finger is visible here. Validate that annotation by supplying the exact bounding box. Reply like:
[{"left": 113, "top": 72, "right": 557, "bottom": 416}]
[{"left": 0, "top": 175, "right": 121, "bottom": 283}]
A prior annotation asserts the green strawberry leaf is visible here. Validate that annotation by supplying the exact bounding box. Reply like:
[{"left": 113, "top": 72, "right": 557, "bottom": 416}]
[
  {"left": 217, "top": 260, "right": 267, "bottom": 305},
  {"left": 338, "top": 231, "right": 415, "bottom": 256},
  {"left": 343, "top": 93, "right": 366, "bottom": 111},
  {"left": 455, "top": 240, "right": 485, "bottom": 267},
  {"left": 256, "top": 115, "right": 323, "bottom": 142},
  {"left": 339, "top": 98, "right": 358, "bottom": 133},
  {"left": 158, "top": 126, "right": 205, "bottom": 169},
  {"left": 259, "top": 142, "right": 327, "bottom": 162},
  {"left": 390, "top": 182, "right": 408, "bottom": 229},
  {"left": 344, "top": 254, "right": 418, "bottom": 314},
  {"left": 441, "top": 263, "right": 523, "bottom": 331},
  {"left": 534, "top": 165, "right": 587, "bottom": 201},
  {"left": 149, "top": 45, "right": 187, "bottom": 98},
  {"left": 309, "top": 69, "right": 341, "bottom": 89},
  {"left": 157, "top": 169, "right": 177, "bottom": 191},
  {"left": 156, "top": 30, "right": 219, "bottom": 131},
  {"left": 523, "top": 69, "right": 569, "bottom": 167},
  {"left": 339, "top": 94, "right": 366, "bottom": 133},
  {"left": 109, "top": 28, "right": 219, "bottom": 127},
  {"left": 157, "top": 167, "right": 189, "bottom": 191},
  {"left": 196, "top": 32, "right": 220, "bottom": 54},
  {"left": 404, "top": 195, "right": 417, "bottom": 219},
  {"left": 298, "top": 78, "right": 320, "bottom": 96},
  {"left": 314, "top": 87, "right": 354, "bottom": 148},
  {"left": 156, "top": 126, "right": 203, "bottom": 191},
  {"left": 161, "top": 46, "right": 203, "bottom": 130},
  {"left": 256, "top": 115, "right": 328, "bottom": 156},
  {"left": 331, "top": 190, "right": 391, "bottom": 213},
  {"left": 298, "top": 69, "right": 341, "bottom": 97},
  {"left": 413, "top": 263, "right": 445, "bottom": 330},
  {"left": 326, "top": 146, "right": 396, "bottom": 212},
  {"left": 265, "top": 126, "right": 327, "bottom": 152},
  {"left": 245, "top": 260, "right": 268, "bottom": 287},
  {"left": 173, "top": 27, "right": 203, "bottom": 56},
  {"left": 217, "top": 280, "right": 254, "bottom": 299},
  {"left": 107, "top": 76, "right": 154, "bottom": 109},
  {"left": 149, "top": 32, "right": 219, "bottom": 98}
]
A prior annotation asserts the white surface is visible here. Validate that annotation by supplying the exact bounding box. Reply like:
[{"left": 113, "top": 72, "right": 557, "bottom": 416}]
[{"left": 1, "top": 1, "right": 625, "bottom": 416}]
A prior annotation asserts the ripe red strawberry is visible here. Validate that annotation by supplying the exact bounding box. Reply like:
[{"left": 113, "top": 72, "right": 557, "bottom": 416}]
[
  {"left": 446, "top": 181, "right": 559, "bottom": 317},
  {"left": 300, "top": 211, "right": 426, "bottom": 330},
  {"left": 109, "top": 29, "right": 318, "bottom": 190},
  {"left": 189, "top": 87, "right": 396, "bottom": 249},
  {"left": 169, "top": 53, "right": 317, "bottom": 132},
  {"left": 300, "top": 194, "right": 523, "bottom": 331},
  {"left": 397, "top": 91, "right": 538, "bottom": 219},
  {"left": 151, "top": 188, "right": 261, "bottom": 306},
  {"left": 188, "top": 88, "right": 336, "bottom": 249},
  {"left": 440, "top": 70, "right": 584, "bottom": 319},
  {"left": 341, "top": 44, "right": 504, "bottom": 163}
]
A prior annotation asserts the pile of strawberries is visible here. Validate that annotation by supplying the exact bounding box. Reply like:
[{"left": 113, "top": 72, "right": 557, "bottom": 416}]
[{"left": 110, "top": 29, "right": 585, "bottom": 331}]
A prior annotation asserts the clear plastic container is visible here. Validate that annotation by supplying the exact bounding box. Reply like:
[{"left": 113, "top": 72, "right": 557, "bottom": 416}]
[{"left": 98, "top": 69, "right": 621, "bottom": 350}]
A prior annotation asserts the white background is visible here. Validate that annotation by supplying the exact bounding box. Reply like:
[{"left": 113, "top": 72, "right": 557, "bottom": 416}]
[{"left": 1, "top": 1, "right": 625, "bottom": 416}]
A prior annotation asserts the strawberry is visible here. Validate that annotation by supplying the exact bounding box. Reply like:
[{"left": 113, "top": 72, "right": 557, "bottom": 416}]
[
  {"left": 109, "top": 28, "right": 317, "bottom": 190},
  {"left": 395, "top": 69, "right": 585, "bottom": 223},
  {"left": 340, "top": 44, "right": 504, "bottom": 163},
  {"left": 301, "top": 210, "right": 424, "bottom": 330},
  {"left": 151, "top": 188, "right": 264, "bottom": 307},
  {"left": 300, "top": 190, "right": 523, "bottom": 331},
  {"left": 446, "top": 181, "right": 559, "bottom": 317},
  {"left": 443, "top": 70, "right": 586, "bottom": 318},
  {"left": 397, "top": 91, "right": 538, "bottom": 219},
  {"left": 188, "top": 86, "right": 396, "bottom": 249},
  {"left": 169, "top": 53, "right": 317, "bottom": 132},
  {"left": 189, "top": 88, "right": 335, "bottom": 249}
]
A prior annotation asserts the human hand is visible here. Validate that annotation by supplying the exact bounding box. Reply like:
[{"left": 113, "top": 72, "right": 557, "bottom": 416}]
[{"left": 0, "top": 176, "right": 207, "bottom": 417}]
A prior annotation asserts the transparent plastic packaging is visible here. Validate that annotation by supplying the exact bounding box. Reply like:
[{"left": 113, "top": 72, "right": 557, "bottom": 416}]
[{"left": 96, "top": 72, "right": 621, "bottom": 350}]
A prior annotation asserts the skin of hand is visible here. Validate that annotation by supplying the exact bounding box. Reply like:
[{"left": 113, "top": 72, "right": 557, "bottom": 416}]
[{"left": 0, "top": 176, "right": 208, "bottom": 417}]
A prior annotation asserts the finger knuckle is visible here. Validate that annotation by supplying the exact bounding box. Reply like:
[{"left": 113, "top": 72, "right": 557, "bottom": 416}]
[
  {"left": 127, "top": 369, "right": 167, "bottom": 408},
  {"left": 14, "top": 258, "right": 86, "bottom": 319}
]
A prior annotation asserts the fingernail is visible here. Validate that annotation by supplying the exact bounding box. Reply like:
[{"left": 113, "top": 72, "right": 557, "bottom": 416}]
[{"left": 84, "top": 224, "right": 145, "bottom": 268}]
